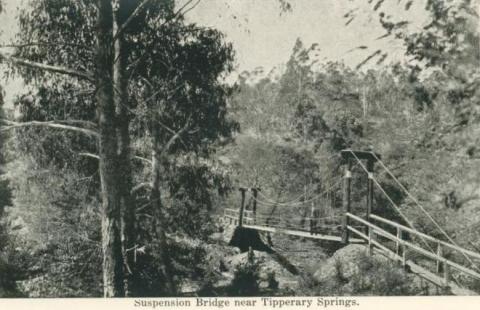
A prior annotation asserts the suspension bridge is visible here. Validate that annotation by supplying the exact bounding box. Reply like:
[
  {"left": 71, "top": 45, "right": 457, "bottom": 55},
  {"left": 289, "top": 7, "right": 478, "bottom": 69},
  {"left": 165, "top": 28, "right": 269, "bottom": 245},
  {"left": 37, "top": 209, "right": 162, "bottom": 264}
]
[{"left": 223, "top": 149, "right": 480, "bottom": 295}]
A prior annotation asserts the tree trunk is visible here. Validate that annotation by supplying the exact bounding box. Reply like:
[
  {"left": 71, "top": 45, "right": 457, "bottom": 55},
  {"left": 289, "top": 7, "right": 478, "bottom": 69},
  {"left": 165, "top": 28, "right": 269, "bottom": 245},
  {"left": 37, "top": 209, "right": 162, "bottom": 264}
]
[
  {"left": 113, "top": 0, "right": 137, "bottom": 296},
  {"left": 95, "top": 0, "right": 124, "bottom": 297},
  {"left": 150, "top": 123, "right": 175, "bottom": 295}
]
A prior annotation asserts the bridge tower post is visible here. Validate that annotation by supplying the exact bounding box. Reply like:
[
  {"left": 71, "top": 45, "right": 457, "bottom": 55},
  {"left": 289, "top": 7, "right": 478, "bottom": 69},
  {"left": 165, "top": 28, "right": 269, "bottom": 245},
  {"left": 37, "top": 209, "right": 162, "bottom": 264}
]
[
  {"left": 342, "top": 159, "right": 352, "bottom": 244},
  {"left": 238, "top": 187, "right": 247, "bottom": 227},
  {"left": 366, "top": 159, "right": 375, "bottom": 236},
  {"left": 340, "top": 150, "right": 380, "bottom": 245},
  {"left": 251, "top": 188, "right": 260, "bottom": 225}
]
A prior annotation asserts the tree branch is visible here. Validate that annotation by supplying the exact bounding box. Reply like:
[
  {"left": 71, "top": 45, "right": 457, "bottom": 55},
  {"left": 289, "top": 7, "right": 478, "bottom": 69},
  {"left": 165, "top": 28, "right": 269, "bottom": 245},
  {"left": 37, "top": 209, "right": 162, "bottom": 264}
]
[
  {"left": 0, "top": 51, "right": 94, "bottom": 83},
  {"left": 78, "top": 153, "right": 151, "bottom": 194},
  {"left": 126, "top": 0, "right": 203, "bottom": 81},
  {"left": 54, "top": 119, "right": 98, "bottom": 129},
  {"left": 160, "top": 115, "right": 192, "bottom": 158},
  {"left": 113, "top": 0, "right": 152, "bottom": 42},
  {"left": 0, "top": 41, "right": 93, "bottom": 51},
  {"left": 176, "top": 0, "right": 202, "bottom": 19},
  {"left": 132, "top": 182, "right": 152, "bottom": 194},
  {"left": 0, "top": 120, "right": 99, "bottom": 138},
  {"left": 79, "top": 152, "right": 152, "bottom": 165},
  {"left": 78, "top": 152, "right": 100, "bottom": 159},
  {"left": 134, "top": 155, "right": 152, "bottom": 164}
]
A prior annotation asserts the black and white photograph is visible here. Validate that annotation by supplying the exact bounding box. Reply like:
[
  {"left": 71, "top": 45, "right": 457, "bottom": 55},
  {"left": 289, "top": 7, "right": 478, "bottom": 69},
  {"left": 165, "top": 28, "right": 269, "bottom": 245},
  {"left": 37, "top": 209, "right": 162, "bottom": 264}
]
[{"left": 0, "top": 0, "right": 479, "bottom": 303}]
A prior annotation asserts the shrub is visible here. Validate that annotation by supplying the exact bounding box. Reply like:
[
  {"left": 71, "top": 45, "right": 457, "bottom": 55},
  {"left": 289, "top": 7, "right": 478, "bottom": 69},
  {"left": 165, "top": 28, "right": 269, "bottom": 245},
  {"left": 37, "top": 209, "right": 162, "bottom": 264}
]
[
  {"left": 347, "top": 252, "right": 415, "bottom": 296},
  {"left": 0, "top": 257, "right": 23, "bottom": 297},
  {"left": 301, "top": 250, "right": 416, "bottom": 296},
  {"left": 197, "top": 268, "right": 221, "bottom": 297},
  {"left": 227, "top": 259, "right": 261, "bottom": 296},
  {"left": 266, "top": 271, "right": 279, "bottom": 289}
]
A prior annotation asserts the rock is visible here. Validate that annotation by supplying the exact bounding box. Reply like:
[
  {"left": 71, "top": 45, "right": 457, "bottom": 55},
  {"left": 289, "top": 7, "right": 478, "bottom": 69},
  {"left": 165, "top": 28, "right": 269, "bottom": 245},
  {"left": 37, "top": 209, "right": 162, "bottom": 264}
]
[
  {"left": 203, "top": 243, "right": 240, "bottom": 273},
  {"left": 310, "top": 244, "right": 425, "bottom": 296},
  {"left": 313, "top": 244, "right": 388, "bottom": 283},
  {"left": 221, "top": 222, "right": 237, "bottom": 244},
  {"left": 225, "top": 250, "right": 300, "bottom": 290}
]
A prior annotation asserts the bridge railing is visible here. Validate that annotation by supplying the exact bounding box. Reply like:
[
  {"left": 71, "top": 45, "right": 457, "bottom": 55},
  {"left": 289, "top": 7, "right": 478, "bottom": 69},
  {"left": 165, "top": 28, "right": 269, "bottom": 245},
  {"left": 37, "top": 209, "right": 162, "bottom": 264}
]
[
  {"left": 223, "top": 208, "right": 255, "bottom": 225},
  {"left": 224, "top": 207, "right": 362, "bottom": 236},
  {"left": 346, "top": 212, "right": 480, "bottom": 290},
  {"left": 246, "top": 213, "right": 345, "bottom": 233}
]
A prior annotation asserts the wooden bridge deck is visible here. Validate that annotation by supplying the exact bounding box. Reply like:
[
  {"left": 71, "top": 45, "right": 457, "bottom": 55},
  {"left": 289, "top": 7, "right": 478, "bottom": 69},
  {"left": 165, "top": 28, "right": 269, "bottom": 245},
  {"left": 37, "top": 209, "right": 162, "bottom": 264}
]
[{"left": 242, "top": 224, "right": 364, "bottom": 243}]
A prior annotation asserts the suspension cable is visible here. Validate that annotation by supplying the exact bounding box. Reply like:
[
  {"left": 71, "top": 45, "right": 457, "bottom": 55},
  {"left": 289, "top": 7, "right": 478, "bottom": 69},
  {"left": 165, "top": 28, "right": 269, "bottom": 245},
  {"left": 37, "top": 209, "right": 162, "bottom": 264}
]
[
  {"left": 370, "top": 152, "right": 480, "bottom": 271},
  {"left": 348, "top": 150, "right": 436, "bottom": 254},
  {"left": 252, "top": 177, "right": 344, "bottom": 208},
  {"left": 252, "top": 160, "right": 361, "bottom": 208},
  {"left": 256, "top": 188, "right": 310, "bottom": 205}
]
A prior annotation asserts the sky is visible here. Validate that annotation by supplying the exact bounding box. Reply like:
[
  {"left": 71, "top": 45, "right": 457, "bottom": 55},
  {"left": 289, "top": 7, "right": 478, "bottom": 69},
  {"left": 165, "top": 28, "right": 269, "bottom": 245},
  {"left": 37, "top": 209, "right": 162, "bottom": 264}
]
[
  {"left": 0, "top": 0, "right": 430, "bottom": 107},
  {"left": 183, "top": 0, "right": 429, "bottom": 73}
]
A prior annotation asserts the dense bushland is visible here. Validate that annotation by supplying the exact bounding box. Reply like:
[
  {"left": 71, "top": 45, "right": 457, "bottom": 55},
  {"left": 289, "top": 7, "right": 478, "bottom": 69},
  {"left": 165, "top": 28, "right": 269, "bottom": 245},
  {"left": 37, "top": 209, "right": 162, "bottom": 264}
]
[{"left": 0, "top": 0, "right": 478, "bottom": 297}]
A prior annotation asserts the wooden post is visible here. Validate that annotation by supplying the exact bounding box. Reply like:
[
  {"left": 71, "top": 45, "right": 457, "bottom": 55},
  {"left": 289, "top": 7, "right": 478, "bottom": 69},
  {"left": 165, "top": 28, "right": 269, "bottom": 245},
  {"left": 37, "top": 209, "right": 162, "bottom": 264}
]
[
  {"left": 331, "top": 190, "right": 335, "bottom": 211},
  {"left": 396, "top": 227, "right": 402, "bottom": 256},
  {"left": 436, "top": 244, "right": 444, "bottom": 273},
  {"left": 366, "top": 159, "right": 374, "bottom": 221},
  {"left": 252, "top": 188, "right": 259, "bottom": 225},
  {"left": 443, "top": 263, "right": 450, "bottom": 289},
  {"left": 402, "top": 245, "right": 407, "bottom": 269},
  {"left": 368, "top": 227, "right": 374, "bottom": 255},
  {"left": 248, "top": 246, "right": 254, "bottom": 264},
  {"left": 239, "top": 188, "right": 247, "bottom": 227},
  {"left": 342, "top": 159, "right": 352, "bottom": 244}
]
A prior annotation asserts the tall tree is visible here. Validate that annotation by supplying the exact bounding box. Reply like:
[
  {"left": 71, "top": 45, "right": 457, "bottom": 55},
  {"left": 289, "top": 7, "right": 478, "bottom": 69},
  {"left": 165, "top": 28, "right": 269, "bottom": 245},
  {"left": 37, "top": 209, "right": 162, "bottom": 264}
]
[
  {"left": 127, "top": 17, "right": 236, "bottom": 293},
  {"left": 1, "top": 0, "right": 237, "bottom": 296},
  {"left": 0, "top": 0, "right": 134, "bottom": 296},
  {"left": 94, "top": 0, "right": 125, "bottom": 297}
]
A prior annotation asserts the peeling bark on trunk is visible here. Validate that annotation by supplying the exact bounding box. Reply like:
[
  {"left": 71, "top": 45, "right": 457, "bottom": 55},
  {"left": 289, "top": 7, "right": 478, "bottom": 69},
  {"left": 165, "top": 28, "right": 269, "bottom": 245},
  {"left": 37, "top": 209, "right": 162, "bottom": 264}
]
[
  {"left": 150, "top": 124, "right": 175, "bottom": 295},
  {"left": 113, "top": 1, "right": 136, "bottom": 296},
  {"left": 96, "top": 0, "right": 124, "bottom": 298}
]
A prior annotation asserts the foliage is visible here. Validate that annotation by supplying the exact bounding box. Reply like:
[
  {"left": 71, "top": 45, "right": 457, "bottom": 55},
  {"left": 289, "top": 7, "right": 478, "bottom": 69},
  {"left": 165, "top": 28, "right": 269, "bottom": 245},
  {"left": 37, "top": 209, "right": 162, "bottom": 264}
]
[
  {"left": 0, "top": 84, "right": 20, "bottom": 296},
  {"left": 127, "top": 11, "right": 238, "bottom": 241},
  {"left": 0, "top": 257, "right": 24, "bottom": 297},
  {"left": 266, "top": 271, "right": 279, "bottom": 289},
  {"left": 2, "top": 0, "right": 238, "bottom": 297},
  {"left": 346, "top": 252, "right": 414, "bottom": 296},
  {"left": 227, "top": 18, "right": 480, "bottom": 249},
  {"left": 164, "top": 162, "right": 230, "bottom": 239},
  {"left": 227, "top": 258, "right": 261, "bottom": 296},
  {"left": 3, "top": 156, "right": 102, "bottom": 297},
  {"left": 301, "top": 251, "right": 415, "bottom": 296}
]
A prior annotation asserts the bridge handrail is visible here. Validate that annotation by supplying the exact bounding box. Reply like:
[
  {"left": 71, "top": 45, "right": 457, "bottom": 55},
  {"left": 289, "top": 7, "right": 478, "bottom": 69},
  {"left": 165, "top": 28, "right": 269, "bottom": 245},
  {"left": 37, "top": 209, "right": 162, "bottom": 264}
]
[
  {"left": 247, "top": 215, "right": 341, "bottom": 221},
  {"left": 224, "top": 208, "right": 238, "bottom": 213},
  {"left": 224, "top": 208, "right": 343, "bottom": 222},
  {"left": 370, "top": 214, "right": 480, "bottom": 261},
  {"left": 346, "top": 213, "right": 480, "bottom": 281}
]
